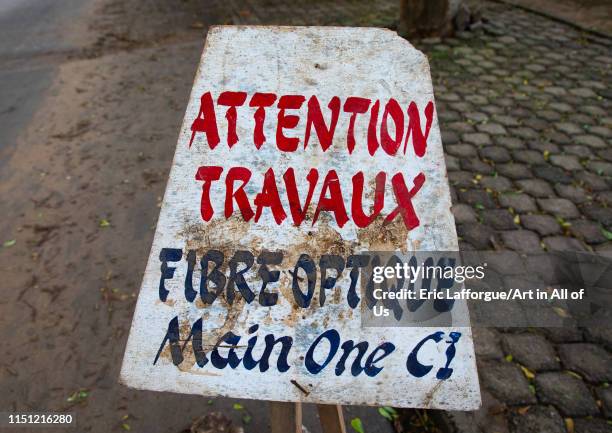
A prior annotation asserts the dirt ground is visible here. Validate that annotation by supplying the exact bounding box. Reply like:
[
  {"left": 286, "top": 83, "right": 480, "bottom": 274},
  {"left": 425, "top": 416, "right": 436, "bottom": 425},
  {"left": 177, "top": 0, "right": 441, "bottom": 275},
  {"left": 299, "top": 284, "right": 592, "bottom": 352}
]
[
  {"left": 1, "top": 0, "right": 261, "bottom": 432},
  {"left": 506, "top": 0, "right": 612, "bottom": 35}
]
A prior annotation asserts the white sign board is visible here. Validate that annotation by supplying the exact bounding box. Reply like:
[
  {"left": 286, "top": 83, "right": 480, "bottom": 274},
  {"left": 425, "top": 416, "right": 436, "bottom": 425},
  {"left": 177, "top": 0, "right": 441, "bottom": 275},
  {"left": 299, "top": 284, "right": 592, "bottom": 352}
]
[{"left": 121, "top": 26, "right": 481, "bottom": 410}]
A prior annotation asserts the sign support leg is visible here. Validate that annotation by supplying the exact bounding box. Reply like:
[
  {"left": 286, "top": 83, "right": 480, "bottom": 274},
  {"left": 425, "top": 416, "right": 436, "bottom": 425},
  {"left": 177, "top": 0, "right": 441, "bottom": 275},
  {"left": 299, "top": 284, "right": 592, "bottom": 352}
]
[
  {"left": 317, "top": 404, "right": 347, "bottom": 433},
  {"left": 270, "top": 401, "right": 302, "bottom": 433}
]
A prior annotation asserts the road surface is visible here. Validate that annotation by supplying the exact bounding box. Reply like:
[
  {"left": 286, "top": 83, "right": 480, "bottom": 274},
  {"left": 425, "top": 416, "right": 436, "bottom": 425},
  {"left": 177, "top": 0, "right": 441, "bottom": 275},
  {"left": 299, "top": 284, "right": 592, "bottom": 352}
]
[{"left": 0, "top": 0, "right": 92, "bottom": 167}]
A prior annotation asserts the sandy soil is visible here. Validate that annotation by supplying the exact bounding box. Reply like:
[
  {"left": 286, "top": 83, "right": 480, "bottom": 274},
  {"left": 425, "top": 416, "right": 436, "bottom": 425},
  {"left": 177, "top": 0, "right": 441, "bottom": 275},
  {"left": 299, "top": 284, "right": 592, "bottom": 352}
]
[{"left": 0, "top": 1, "right": 259, "bottom": 431}]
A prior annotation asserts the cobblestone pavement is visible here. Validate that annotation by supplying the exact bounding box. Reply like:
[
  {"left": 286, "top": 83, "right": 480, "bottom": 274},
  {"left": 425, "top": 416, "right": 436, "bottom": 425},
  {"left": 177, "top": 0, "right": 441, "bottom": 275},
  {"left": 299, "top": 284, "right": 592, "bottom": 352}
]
[
  {"left": 418, "top": 5, "right": 612, "bottom": 433},
  {"left": 204, "top": 1, "right": 612, "bottom": 432}
]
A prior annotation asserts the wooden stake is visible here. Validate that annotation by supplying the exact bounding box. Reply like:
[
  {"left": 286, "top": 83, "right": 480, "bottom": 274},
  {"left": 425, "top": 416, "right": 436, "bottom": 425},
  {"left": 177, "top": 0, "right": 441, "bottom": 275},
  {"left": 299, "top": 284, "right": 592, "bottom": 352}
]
[
  {"left": 269, "top": 402, "right": 346, "bottom": 433},
  {"left": 317, "top": 404, "right": 347, "bottom": 433},
  {"left": 270, "top": 401, "right": 302, "bottom": 433}
]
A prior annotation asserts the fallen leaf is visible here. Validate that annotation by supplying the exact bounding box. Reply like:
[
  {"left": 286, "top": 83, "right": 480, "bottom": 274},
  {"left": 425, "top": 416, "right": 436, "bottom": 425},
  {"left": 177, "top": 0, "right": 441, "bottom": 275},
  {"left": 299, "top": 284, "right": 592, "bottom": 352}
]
[
  {"left": 553, "top": 307, "right": 570, "bottom": 318},
  {"left": 565, "top": 418, "right": 574, "bottom": 433},
  {"left": 517, "top": 406, "right": 530, "bottom": 415},
  {"left": 378, "top": 407, "right": 393, "bottom": 421},
  {"left": 67, "top": 389, "right": 89, "bottom": 404},
  {"left": 383, "top": 406, "right": 397, "bottom": 418},
  {"left": 99, "top": 219, "right": 111, "bottom": 228},
  {"left": 3, "top": 239, "right": 16, "bottom": 247},
  {"left": 350, "top": 417, "right": 365, "bottom": 433},
  {"left": 520, "top": 365, "right": 535, "bottom": 380}
]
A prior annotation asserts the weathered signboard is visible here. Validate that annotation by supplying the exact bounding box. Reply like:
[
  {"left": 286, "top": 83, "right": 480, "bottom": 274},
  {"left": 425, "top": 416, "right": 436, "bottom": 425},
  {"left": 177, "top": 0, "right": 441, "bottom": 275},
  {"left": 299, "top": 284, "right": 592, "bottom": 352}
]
[{"left": 121, "top": 26, "right": 481, "bottom": 410}]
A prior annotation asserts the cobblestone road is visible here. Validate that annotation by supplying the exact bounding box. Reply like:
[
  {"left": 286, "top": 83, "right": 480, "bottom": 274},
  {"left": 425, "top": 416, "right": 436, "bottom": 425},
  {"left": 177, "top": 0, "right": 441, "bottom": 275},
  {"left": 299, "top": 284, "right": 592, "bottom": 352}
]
[
  {"left": 205, "top": 1, "right": 612, "bottom": 432},
  {"left": 419, "top": 5, "right": 612, "bottom": 433}
]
